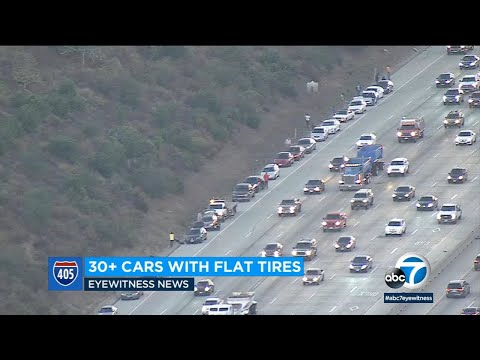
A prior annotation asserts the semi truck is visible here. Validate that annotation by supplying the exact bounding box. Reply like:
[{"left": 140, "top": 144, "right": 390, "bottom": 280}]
[
  {"left": 339, "top": 157, "right": 372, "bottom": 191},
  {"left": 357, "top": 144, "right": 384, "bottom": 175}
]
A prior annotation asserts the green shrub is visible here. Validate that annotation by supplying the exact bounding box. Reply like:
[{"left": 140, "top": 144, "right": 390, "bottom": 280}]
[
  {"left": 131, "top": 167, "right": 183, "bottom": 199},
  {"left": 23, "top": 189, "right": 53, "bottom": 231},
  {"left": 64, "top": 169, "right": 100, "bottom": 202},
  {"left": 20, "top": 146, "right": 49, "bottom": 178},
  {"left": 93, "top": 218, "right": 134, "bottom": 248},
  {"left": 0, "top": 116, "right": 21, "bottom": 155},
  {"left": 15, "top": 103, "right": 44, "bottom": 133},
  {"left": 46, "top": 136, "right": 78, "bottom": 162},
  {"left": 187, "top": 90, "right": 223, "bottom": 114},
  {"left": 110, "top": 126, "right": 154, "bottom": 159},
  {"left": 90, "top": 138, "right": 126, "bottom": 177}
]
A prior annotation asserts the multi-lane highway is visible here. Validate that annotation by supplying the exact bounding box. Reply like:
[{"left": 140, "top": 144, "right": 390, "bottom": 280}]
[{"left": 115, "top": 46, "right": 480, "bottom": 315}]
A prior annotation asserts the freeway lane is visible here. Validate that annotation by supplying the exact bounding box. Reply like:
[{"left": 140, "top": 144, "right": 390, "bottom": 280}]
[{"left": 114, "top": 46, "right": 480, "bottom": 315}]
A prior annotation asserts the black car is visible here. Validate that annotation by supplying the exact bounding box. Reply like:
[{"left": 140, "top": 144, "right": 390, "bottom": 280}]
[
  {"left": 261, "top": 242, "right": 284, "bottom": 257},
  {"left": 416, "top": 195, "right": 439, "bottom": 211},
  {"left": 448, "top": 168, "right": 468, "bottom": 183},
  {"left": 377, "top": 79, "right": 394, "bottom": 94},
  {"left": 194, "top": 279, "right": 215, "bottom": 296},
  {"left": 459, "top": 54, "right": 480, "bottom": 69},
  {"left": 392, "top": 185, "right": 416, "bottom": 201},
  {"left": 436, "top": 73, "right": 456, "bottom": 87},
  {"left": 329, "top": 156, "right": 349, "bottom": 171},
  {"left": 297, "top": 137, "right": 317, "bottom": 153},
  {"left": 184, "top": 227, "right": 207, "bottom": 244},
  {"left": 469, "top": 91, "right": 480, "bottom": 108},
  {"left": 349, "top": 255, "right": 373, "bottom": 273},
  {"left": 191, "top": 221, "right": 206, "bottom": 230},
  {"left": 303, "top": 179, "right": 325, "bottom": 194},
  {"left": 291, "top": 238, "right": 317, "bottom": 260},
  {"left": 443, "top": 89, "right": 464, "bottom": 104},
  {"left": 244, "top": 175, "right": 266, "bottom": 193},
  {"left": 201, "top": 214, "right": 221, "bottom": 231},
  {"left": 335, "top": 236, "right": 356, "bottom": 252}
]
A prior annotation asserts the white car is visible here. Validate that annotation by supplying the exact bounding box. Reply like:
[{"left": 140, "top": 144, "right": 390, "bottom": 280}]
[
  {"left": 455, "top": 130, "right": 477, "bottom": 145},
  {"left": 261, "top": 163, "right": 280, "bottom": 180},
  {"left": 385, "top": 218, "right": 407, "bottom": 236},
  {"left": 387, "top": 157, "right": 409, "bottom": 176},
  {"left": 333, "top": 109, "right": 355, "bottom": 122},
  {"left": 201, "top": 298, "right": 224, "bottom": 315},
  {"left": 459, "top": 74, "right": 480, "bottom": 93},
  {"left": 320, "top": 119, "right": 341, "bottom": 134},
  {"left": 311, "top": 126, "right": 329, "bottom": 142},
  {"left": 348, "top": 99, "right": 367, "bottom": 114},
  {"left": 98, "top": 305, "right": 118, "bottom": 315},
  {"left": 365, "top": 85, "right": 384, "bottom": 99},
  {"left": 356, "top": 133, "right": 377, "bottom": 148}
]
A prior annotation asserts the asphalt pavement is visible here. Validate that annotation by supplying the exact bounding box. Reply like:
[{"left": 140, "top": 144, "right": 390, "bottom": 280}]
[{"left": 113, "top": 46, "right": 480, "bottom": 315}]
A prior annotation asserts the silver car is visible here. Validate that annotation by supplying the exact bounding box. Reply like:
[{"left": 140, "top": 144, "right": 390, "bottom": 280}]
[{"left": 311, "top": 127, "right": 329, "bottom": 142}]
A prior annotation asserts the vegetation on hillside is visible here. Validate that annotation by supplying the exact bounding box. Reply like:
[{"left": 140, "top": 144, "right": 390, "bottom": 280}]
[{"left": 0, "top": 46, "right": 369, "bottom": 314}]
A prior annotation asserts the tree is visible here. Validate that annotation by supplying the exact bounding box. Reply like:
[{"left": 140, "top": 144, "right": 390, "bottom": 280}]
[
  {"left": 12, "top": 51, "right": 41, "bottom": 90},
  {"left": 56, "top": 46, "right": 105, "bottom": 67}
]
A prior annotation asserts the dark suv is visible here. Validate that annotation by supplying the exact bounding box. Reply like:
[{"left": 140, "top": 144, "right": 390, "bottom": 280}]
[
  {"left": 350, "top": 189, "right": 374, "bottom": 209},
  {"left": 446, "top": 280, "right": 471, "bottom": 298},
  {"left": 232, "top": 183, "right": 255, "bottom": 202}
]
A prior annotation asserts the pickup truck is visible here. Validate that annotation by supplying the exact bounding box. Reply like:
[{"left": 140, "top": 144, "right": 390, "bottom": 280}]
[
  {"left": 322, "top": 212, "right": 347, "bottom": 231},
  {"left": 302, "top": 268, "right": 325, "bottom": 285},
  {"left": 437, "top": 204, "right": 462, "bottom": 224},
  {"left": 291, "top": 238, "right": 317, "bottom": 260},
  {"left": 277, "top": 199, "right": 302, "bottom": 216},
  {"left": 206, "top": 199, "right": 237, "bottom": 222}
]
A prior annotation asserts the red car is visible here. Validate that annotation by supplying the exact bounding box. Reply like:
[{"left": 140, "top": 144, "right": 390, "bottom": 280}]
[
  {"left": 288, "top": 145, "right": 306, "bottom": 161},
  {"left": 274, "top": 152, "right": 294, "bottom": 167},
  {"left": 322, "top": 212, "right": 347, "bottom": 232}
]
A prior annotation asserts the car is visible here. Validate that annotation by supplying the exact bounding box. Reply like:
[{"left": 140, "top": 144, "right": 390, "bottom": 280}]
[
  {"left": 350, "top": 189, "right": 374, "bottom": 209},
  {"left": 261, "top": 163, "right": 280, "bottom": 180},
  {"left": 98, "top": 305, "right": 118, "bottom": 315},
  {"left": 361, "top": 91, "right": 378, "bottom": 106},
  {"left": 194, "top": 279, "right": 215, "bottom": 296},
  {"left": 232, "top": 183, "right": 255, "bottom": 202},
  {"left": 333, "top": 109, "right": 355, "bottom": 123},
  {"left": 191, "top": 220, "right": 206, "bottom": 230},
  {"left": 437, "top": 203, "right": 462, "bottom": 224},
  {"left": 455, "top": 130, "right": 476, "bottom": 145},
  {"left": 349, "top": 255, "right": 373, "bottom": 273},
  {"left": 277, "top": 198, "right": 302, "bottom": 216},
  {"left": 302, "top": 268, "right": 325, "bottom": 285},
  {"left": 348, "top": 99, "right": 367, "bottom": 114},
  {"left": 292, "top": 238, "right": 318, "bottom": 260},
  {"left": 296, "top": 137, "right": 317, "bottom": 153},
  {"left": 468, "top": 91, "right": 480, "bottom": 108},
  {"left": 356, "top": 133, "right": 377, "bottom": 148},
  {"left": 446, "top": 280, "right": 470, "bottom": 298},
  {"left": 443, "top": 110, "right": 464, "bottom": 128},
  {"left": 310, "top": 126, "right": 329, "bottom": 142},
  {"left": 120, "top": 291, "right": 144, "bottom": 300},
  {"left": 201, "top": 298, "right": 224, "bottom": 315},
  {"left": 365, "top": 85, "right": 384, "bottom": 99},
  {"left": 303, "top": 179, "right": 325, "bottom": 194},
  {"left": 459, "top": 74, "right": 480, "bottom": 93},
  {"left": 385, "top": 218, "right": 407, "bottom": 236},
  {"left": 474, "top": 254, "right": 480, "bottom": 270},
  {"left": 461, "top": 307, "right": 480, "bottom": 315},
  {"left": 261, "top": 242, "right": 284, "bottom": 257},
  {"left": 288, "top": 145, "right": 306, "bottom": 161},
  {"left": 377, "top": 79, "right": 394, "bottom": 94},
  {"left": 416, "top": 195, "right": 439, "bottom": 211},
  {"left": 201, "top": 213, "right": 221, "bottom": 231},
  {"left": 392, "top": 185, "right": 416, "bottom": 201},
  {"left": 443, "top": 88, "right": 464, "bottom": 105},
  {"left": 320, "top": 119, "right": 341, "bottom": 134},
  {"left": 184, "top": 227, "right": 207, "bottom": 244},
  {"left": 448, "top": 168, "right": 468, "bottom": 183},
  {"left": 387, "top": 157, "right": 409, "bottom": 176},
  {"left": 274, "top": 152, "right": 294, "bottom": 167},
  {"left": 459, "top": 54, "right": 480, "bottom": 69},
  {"left": 329, "top": 156, "right": 349, "bottom": 171},
  {"left": 335, "top": 236, "right": 356, "bottom": 252},
  {"left": 435, "top": 73, "right": 456, "bottom": 87},
  {"left": 447, "top": 45, "right": 474, "bottom": 55},
  {"left": 244, "top": 175, "right": 266, "bottom": 193},
  {"left": 322, "top": 212, "right": 347, "bottom": 232}
]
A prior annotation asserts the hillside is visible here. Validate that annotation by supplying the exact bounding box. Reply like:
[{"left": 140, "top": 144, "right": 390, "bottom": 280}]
[{"left": 0, "top": 46, "right": 422, "bottom": 314}]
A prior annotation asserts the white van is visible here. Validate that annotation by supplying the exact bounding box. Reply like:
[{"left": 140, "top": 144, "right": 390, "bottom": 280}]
[{"left": 205, "top": 304, "right": 234, "bottom": 315}]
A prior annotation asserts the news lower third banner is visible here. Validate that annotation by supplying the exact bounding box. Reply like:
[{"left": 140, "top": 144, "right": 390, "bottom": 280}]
[
  {"left": 384, "top": 293, "right": 434, "bottom": 303},
  {"left": 48, "top": 257, "right": 304, "bottom": 291}
]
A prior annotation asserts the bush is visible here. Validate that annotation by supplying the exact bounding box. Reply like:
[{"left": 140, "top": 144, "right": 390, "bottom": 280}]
[
  {"left": 110, "top": 126, "right": 154, "bottom": 159},
  {"left": 20, "top": 146, "right": 49, "bottom": 178},
  {"left": 23, "top": 189, "right": 53, "bottom": 231},
  {"left": 0, "top": 116, "right": 21, "bottom": 155},
  {"left": 47, "top": 80, "right": 86, "bottom": 117},
  {"left": 64, "top": 169, "right": 101, "bottom": 203},
  {"left": 46, "top": 136, "right": 79, "bottom": 162},
  {"left": 131, "top": 167, "right": 183, "bottom": 199},
  {"left": 93, "top": 218, "right": 134, "bottom": 248},
  {"left": 187, "top": 90, "right": 223, "bottom": 114},
  {"left": 90, "top": 138, "right": 126, "bottom": 177}
]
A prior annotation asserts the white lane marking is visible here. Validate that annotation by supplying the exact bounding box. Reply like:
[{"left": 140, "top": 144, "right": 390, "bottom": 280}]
[
  {"left": 276, "top": 232, "right": 284, "bottom": 238},
  {"left": 129, "top": 292, "right": 155, "bottom": 315},
  {"left": 451, "top": 194, "right": 458, "bottom": 200},
  {"left": 308, "top": 293, "right": 315, "bottom": 300},
  {"left": 160, "top": 309, "right": 167, "bottom": 315},
  {"left": 318, "top": 196, "right": 327, "bottom": 202},
  {"left": 406, "top": 100, "right": 413, "bottom": 105},
  {"left": 412, "top": 229, "right": 419, "bottom": 235},
  {"left": 431, "top": 212, "right": 438, "bottom": 217},
  {"left": 471, "top": 176, "right": 478, "bottom": 183},
  {"left": 193, "top": 309, "right": 199, "bottom": 315},
  {"left": 253, "top": 281, "right": 262, "bottom": 290},
  {"left": 436, "top": 125, "right": 443, "bottom": 130},
  {"left": 291, "top": 278, "right": 299, "bottom": 284},
  {"left": 395, "top": 52, "right": 446, "bottom": 90},
  {"left": 387, "top": 115, "right": 394, "bottom": 120},
  {"left": 414, "top": 169, "right": 420, "bottom": 174},
  {"left": 312, "top": 259, "right": 318, "bottom": 264},
  {"left": 390, "top": 247, "right": 398, "bottom": 254},
  {"left": 266, "top": 214, "right": 273, "bottom": 219},
  {"left": 370, "top": 235, "right": 377, "bottom": 241},
  {"left": 471, "top": 148, "right": 478, "bottom": 154},
  {"left": 350, "top": 286, "right": 357, "bottom": 293},
  {"left": 354, "top": 221, "right": 360, "bottom": 227},
  {"left": 270, "top": 297, "right": 277, "bottom": 304},
  {"left": 371, "top": 266, "right": 378, "bottom": 273},
  {"left": 426, "top": 86, "right": 431, "bottom": 91},
  {"left": 225, "top": 250, "right": 231, "bottom": 255},
  {"left": 329, "top": 274, "right": 336, "bottom": 280},
  {"left": 378, "top": 173, "right": 383, "bottom": 178},
  {"left": 433, "top": 153, "right": 440, "bottom": 158},
  {"left": 473, "top": 121, "right": 479, "bottom": 126},
  {"left": 329, "top": 306, "right": 337, "bottom": 313},
  {"left": 468, "top": 300, "right": 476, "bottom": 307},
  {"left": 245, "top": 231, "right": 252, "bottom": 237},
  {"left": 297, "top": 214, "right": 305, "bottom": 220},
  {"left": 431, "top": 181, "right": 438, "bottom": 187},
  {"left": 338, "top": 208, "right": 344, "bottom": 212},
  {"left": 374, "top": 204, "right": 381, "bottom": 209},
  {"left": 182, "top": 291, "right": 186, "bottom": 295}
]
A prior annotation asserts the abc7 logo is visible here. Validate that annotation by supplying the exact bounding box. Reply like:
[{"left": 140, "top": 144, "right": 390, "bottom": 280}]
[{"left": 384, "top": 253, "right": 431, "bottom": 290}]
